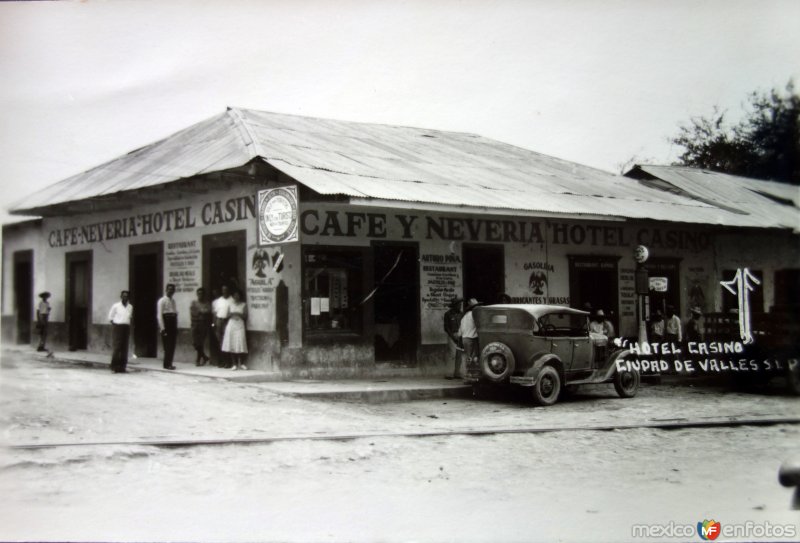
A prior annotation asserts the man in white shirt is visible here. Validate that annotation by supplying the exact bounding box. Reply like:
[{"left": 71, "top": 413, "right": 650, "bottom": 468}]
[
  {"left": 665, "top": 305, "right": 682, "bottom": 343},
  {"left": 157, "top": 283, "right": 178, "bottom": 370},
  {"left": 458, "top": 298, "right": 481, "bottom": 375},
  {"left": 36, "top": 291, "right": 51, "bottom": 352},
  {"left": 211, "top": 285, "right": 231, "bottom": 368},
  {"left": 108, "top": 290, "right": 133, "bottom": 373}
]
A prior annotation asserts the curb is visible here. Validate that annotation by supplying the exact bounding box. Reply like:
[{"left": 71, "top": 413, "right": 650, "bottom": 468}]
[{"left": 282, "top": 386, "right": 473, "bottom": 403}]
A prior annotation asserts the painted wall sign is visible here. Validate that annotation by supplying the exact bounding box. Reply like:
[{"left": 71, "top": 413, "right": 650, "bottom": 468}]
[
  {"left": 257, "top": 186, "right": 299, "bottom": 246},
  {"left": 47, "top": 197, "right": 257, "bottom": 248},
  {"left": 299, "top": 210, "right": 711, "bottom": 251}
]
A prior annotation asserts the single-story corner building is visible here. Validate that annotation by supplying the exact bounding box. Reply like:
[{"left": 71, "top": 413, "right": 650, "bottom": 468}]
[{"left": 3, "top": 108, "right": 799, "bottom": 378}]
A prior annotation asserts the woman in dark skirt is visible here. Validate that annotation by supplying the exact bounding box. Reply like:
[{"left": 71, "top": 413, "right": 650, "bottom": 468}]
[{"left": 190, "top": 287, "right": 212, "bottom": 366}]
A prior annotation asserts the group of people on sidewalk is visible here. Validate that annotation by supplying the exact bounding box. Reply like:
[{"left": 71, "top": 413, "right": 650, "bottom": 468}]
[
  {"left": 648, "top": 305, "right": 704, "bottom": 343},
  {"left": 443, "top": 296, "right": 481, "bottom": 379},
  {"left": 107, "top": 284, "right": 249, "bottom": 374}
]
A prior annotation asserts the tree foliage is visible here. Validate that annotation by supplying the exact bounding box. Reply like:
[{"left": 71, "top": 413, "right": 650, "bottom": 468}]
[{"left": 671, "top": 81, "right": 799, "bottom": 184}]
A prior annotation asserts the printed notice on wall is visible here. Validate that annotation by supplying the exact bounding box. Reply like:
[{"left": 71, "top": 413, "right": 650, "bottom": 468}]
[
  {"left": 166, "top": 240, "right": 201, "bottom": 293},
  {"left": 619, "top": 267, "right": 636, "bottom": 318},
  {"left": 420, "top": 253, "right": 462, "bottom": 311}
]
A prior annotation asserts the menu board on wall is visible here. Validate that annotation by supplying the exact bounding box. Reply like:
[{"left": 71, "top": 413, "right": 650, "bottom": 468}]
[
  {"left": 166, "top": 240, "right": 201, "bottom": 293},
  {"left": 420, "top": 253, "right": 461, "bottom": 311},
  {"left": 619, "top": 267, "right": 636, "bottom": 318}
]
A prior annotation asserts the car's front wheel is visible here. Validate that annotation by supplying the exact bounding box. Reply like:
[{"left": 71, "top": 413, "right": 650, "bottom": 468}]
[
  {"left": 613, "top": 368, "right": 640, "bottom": 398},
  {"left": 532, "top": 365, "right": 561, "bottom": 406}
]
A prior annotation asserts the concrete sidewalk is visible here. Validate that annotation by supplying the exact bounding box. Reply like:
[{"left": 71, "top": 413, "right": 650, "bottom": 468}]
[{"left": 2, "top": 346, "right": 471, "bottom": 402}]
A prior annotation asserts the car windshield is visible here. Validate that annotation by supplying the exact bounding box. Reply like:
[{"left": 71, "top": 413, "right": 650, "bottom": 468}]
[{"left": 537, "top": 312, "right": 587, "bottom": 337}]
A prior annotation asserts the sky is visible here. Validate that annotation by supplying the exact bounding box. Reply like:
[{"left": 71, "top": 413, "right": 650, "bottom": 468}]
[{"left": 1, "top": 0, "right": 799, "bottom": 224}]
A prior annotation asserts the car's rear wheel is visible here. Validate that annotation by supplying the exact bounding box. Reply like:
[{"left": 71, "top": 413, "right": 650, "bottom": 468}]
[
  {"left": 613, "top": 368, "right": 640, "bottom": 398},
  {"left": 532, "top": 365, "right": 561, "bottom": 406},
  {"left": 480, "top": 342, "right": 515, "bottom": 383}
]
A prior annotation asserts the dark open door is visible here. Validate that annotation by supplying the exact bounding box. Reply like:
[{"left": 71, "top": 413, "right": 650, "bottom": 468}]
[
  {"left": 129, "top": 242, "right": 163, "bottom": 357},
  {"left": 568, "top": 255, "right": 620, "bottom": 329},
  {"left": 13, "top": 250, "right": 33, "bottom": 344},
  {"left": 203, "top": 230, "right": 246, "bottom": 295},
  {"left": 66, "top": 251, "right": 92, "bottom": 351},
  {"left": 463, "top": 244, "right": 505, "bottom": 305},
  {"left": 372, "top": 242, "right": 419, "bottom": 365}
]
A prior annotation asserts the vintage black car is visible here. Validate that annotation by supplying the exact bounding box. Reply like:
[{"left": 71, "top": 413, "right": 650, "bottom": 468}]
[{"left": 465, "top": 304, "right": 639, "bottom": 405}]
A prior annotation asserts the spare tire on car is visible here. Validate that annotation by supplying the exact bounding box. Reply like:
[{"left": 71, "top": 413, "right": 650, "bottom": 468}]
[{"left": 480, "top": 342, "right": 515, "bottom": 383}]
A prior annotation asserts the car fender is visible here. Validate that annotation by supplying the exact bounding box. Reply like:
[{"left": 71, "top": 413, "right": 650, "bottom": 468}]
[
  {"left": 598, "top": 348, "right": 632, "bottom": 380},
  {"left": 525, "top": 352, "right": 564, "bottom": 382}
]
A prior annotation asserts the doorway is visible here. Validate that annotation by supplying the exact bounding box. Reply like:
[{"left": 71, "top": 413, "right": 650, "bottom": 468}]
[
  {"left": 65, "top": 251, "right": 92, "bottom": 351},
  {"left": 13, "top": 250, "right": 33, "bottom": 344},
  {"left": 129, "top": 242, "right": 163, "bottom": 357},
  {"left": 372, "top": 242, "right": 419, "bottom": 365},
  {"left": 646, "top": 258, "right": 682, "bottom": 317},
  {"left": 203, "top": 230, "right": 246, "bottom": 295},
  {"left": 463, "top": 244, "right": 505, "bottom": 304},
  {"left": 569, "top": 255, "right": 619, "bottom": 327}
]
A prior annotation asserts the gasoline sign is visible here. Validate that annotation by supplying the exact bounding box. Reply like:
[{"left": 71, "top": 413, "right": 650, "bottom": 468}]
[{"left": 258, "top": 186, "right": 299, "bottom": 245}]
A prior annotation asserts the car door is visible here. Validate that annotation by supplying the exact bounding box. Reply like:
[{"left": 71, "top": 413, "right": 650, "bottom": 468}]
[
  {"left": 543, "top": 312, "right": 574, "bottom": 369},
  {"left": 570, "top": 316, "right": 593, "bottom": 371}
]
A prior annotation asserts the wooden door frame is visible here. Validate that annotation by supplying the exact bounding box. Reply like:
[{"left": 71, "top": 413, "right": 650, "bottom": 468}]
[
  {"left": 13, "top": 249, "right": 33, "bottom": 344},
  {"left": 129, "top": 241, "right": 164, "bottom": 357},
  {"left": 65, "top": 250, "right": 93, "bottom": 350},
  {"left": 202, "top": 230, "right": 247, "bottom": 293}
]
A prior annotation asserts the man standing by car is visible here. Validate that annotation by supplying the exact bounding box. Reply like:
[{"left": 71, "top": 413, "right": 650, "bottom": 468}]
[
  {"left": 443, "top": 297, "right": 463, "bottom": 379},
  {"left": 458, "top": 298, "right": 481, "bottom": 374}
]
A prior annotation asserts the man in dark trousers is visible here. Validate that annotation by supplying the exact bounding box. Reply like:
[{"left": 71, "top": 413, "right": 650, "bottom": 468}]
[
  {"left": 157, "top": 283, "right": 178, "bottom": 370},
  {"left": 685, "top": 307, "right": 704, "bottom": 342},
  {"left": 108, "top": 290, "right": 133, "bottom": 373},
  {"left": 458, "top": 298, "right": 481, "bottom": 375},
  {"left": 443, "top": 297, "right": 463, "bottom": 379},
  {"left": 36, "top": 291, "right": 51, "bottom": 352}
]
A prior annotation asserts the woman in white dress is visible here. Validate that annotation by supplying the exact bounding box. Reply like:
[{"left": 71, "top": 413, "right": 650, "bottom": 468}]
[{"left": 221, "top": 289, "right": 248, "bottom": 370}]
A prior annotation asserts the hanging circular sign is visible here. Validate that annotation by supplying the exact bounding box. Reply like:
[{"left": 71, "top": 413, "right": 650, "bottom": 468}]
[
  {"left": 633, "top": 244, "right": 649, "bottom": 264},
  {"left": 258, "top": 186, "right": 298, "bottom": 245}
]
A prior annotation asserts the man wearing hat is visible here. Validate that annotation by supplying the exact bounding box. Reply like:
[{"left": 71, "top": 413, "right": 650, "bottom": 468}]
[
  {"left": 457, "top": 298, "right": 481, "bottom": 376},
  {"left": 685, "top": 307, "right": 704, "bottom": 343},
  {"left": 36, "top": 292, "right": 51, "bottom": 352},
  {"left": 589, "top": 309, "right": 613, "bottom": 360},
  {"left": 443, "top": 297, "right": 463, "bottom": 379}
]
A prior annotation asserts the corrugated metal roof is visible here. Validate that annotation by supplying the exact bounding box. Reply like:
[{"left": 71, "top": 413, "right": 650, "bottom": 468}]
[
  {"left": 8, "top": 107, "right": 799, "bottom": 230},
  {"left": 634, "top": 165, "right": 800, "bottom": 231}
]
